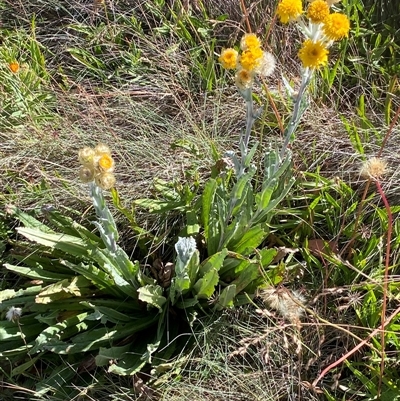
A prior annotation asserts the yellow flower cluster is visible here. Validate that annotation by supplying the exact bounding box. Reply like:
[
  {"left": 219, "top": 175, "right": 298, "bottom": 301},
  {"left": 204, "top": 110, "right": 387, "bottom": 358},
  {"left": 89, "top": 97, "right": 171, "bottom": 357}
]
[
  {"left": 219, "top": 33, "right": 275, "bottom": 90},
  {"left": 277, "top": 0, "right": 303, "bottom": 24},
  {"left": 298, "top": 40, "right": 329, "bottom": 69},
  {"left": 276, "top": 0, "right": 350, "bottom": 69},
  {"left": 307, "top": 0, "right": 330, "bottom": 23},
  {"left": 323, "top": 12, "right": 351, "bottom": 40},
  {"left": 78, "top": 143, "right": 116, "bottom": 190}
]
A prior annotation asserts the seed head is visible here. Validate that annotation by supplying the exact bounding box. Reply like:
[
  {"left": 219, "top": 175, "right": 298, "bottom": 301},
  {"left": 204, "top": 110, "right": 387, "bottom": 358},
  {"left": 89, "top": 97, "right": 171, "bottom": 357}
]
[
  {"left": 254, "top": 51, "right": 276, "bottom": 77},
  {"left": 94, "top": 143, "right": 111, "bottom": 156},
  {"left": 235, "top": 68, "right": 254, "bottom": 90},
  {"left": 6, "top": 306, "right": 22, "bottom": 322},
  {"left": 360, "top": 157, "right": 387, "bottom": 179},
  {"left": 95, "top": 172, "right": 116, "bottom": 190},
  {"left": 259, "top": 287, "right": 306, "bottom": 326},
  {"left": 79, "top": 166, "right": 95, "bottom": 183},
  {"left": 78, "top": 147, "right": 95, "bottom": 167}
]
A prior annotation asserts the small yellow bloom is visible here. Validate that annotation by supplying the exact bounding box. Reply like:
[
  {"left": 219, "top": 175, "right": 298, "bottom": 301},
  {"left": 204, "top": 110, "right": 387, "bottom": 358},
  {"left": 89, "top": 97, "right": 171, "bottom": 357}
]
[
  {"left": 240, "top": 33, "right": 261, "bottom": 51},
  {"left": 277, "top": 0, "right": 303, "bottom": 23},
  {"left": 323, "top": 13, "right": 350, "bottom": 41},
  {"left": 239, "top": 47, "right": 263, "bottom": 72},
  {"left": 78, "top": 147, "right": 95, "bottom": 167},
  {"left": 79, "top": 166, "right": 95, "bottom": 183},
  {"left": 97, "top": 153, "right": 115, "bottom": 172},
  {"left": 307, "top": 0, "right": 330, "bottom": 23},
  {"left": 219, "top": 48, "right": 238, "bottom": 70},
  {"left": 235, "top": 69, "right": 254, "bottom": 90},
  {"left": 94, "top": 143, "right": 111, "bottom": 156},
  {"left": 95, "top": 172, "right": 116, "bottom": 190},
  {"left": 9, "top": 62, "right": 20, "bottom": 73},
  {"left": 298, "top": 39, "right": 329, "bottom": 69}
]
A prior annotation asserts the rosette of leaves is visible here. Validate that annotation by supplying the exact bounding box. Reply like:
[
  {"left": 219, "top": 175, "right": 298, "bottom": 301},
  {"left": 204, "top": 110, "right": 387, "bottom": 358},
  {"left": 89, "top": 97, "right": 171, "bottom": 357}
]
[{"left": 1, "top": 145, "right": 293, "bottom": 392}]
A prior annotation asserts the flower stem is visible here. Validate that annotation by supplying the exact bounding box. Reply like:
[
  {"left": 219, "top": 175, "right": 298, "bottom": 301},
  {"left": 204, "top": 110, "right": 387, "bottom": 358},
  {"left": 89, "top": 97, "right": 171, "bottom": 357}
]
[
  {"left": 238, "top": 89, "right": 257, "bottom": 176},
  {"left": 278, "top": 68, "right": 312, "bottom": 164},
  {"left": 374, "top": 179, "right": 393, "bottom": 398}
]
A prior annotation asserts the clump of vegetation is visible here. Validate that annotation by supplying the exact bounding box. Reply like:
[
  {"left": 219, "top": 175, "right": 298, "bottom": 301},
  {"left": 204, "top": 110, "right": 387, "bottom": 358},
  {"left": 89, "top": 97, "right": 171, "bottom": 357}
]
[{"left": 1, "top": 0, "right": 400, "bottom": 400}]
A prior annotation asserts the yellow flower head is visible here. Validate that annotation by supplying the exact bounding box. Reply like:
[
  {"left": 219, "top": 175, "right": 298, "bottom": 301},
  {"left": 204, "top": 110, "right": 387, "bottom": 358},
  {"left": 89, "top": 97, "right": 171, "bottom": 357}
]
[
  {"left": 219, "top": 48, "right": 238, "bottom": 70},
  {"left": 78, "top": 147, "right": 95, "bottom": 167},
  {"left": 9, "top": 62, "right": 20, "bottom": 73},
  {"left": 307, "top": 0, "right": 330, "bottom": 23},
  {"left": 94, "top": 143, "right": 111, "bottom": 156},
  {"left": 97, "top": 153, "right": 115, "bottom": 173},
  {"left": 240, "top": 33, "right": 261, "bottom": 51},
  {"left": 235, "top": 69, "right": 254, "bottom": 90},
  {"left": 95, "top": 172, "right": 116, "bottom": 190},
  {"left": 323, "top": 13, "right": 350, "bottom": 41},
  {"left": 79, "top": 166, "right": 95, "bottom": 183},
  {"left": 239, "top": 47, "right": 263, "bottom": 72},
  {"left": 298, "top": 39, "right": 329, "bottom": 69},
  {"left": 277, "top": 0, "right": 303, "bottom": 23}
]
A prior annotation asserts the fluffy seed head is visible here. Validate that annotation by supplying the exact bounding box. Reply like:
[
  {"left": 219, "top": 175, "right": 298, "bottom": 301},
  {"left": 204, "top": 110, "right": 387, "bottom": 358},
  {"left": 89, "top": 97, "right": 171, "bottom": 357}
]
[
  {"left": 79, "top": 166, "right": 95, "bottom": 183},
  {"left": 254, "top": 51, "right": 276, "bottom": 77},
  {"left": 94, "top": 143, "right": 111, "bottom": 156},
  {"left": 6, "top": 306, "right": 22, "bottom": 322},
  {"left": 235, "top": 68, "right": 254, "bottom": 90},
  {"left": 259, "top": 287, "right": 306, "bottom": 326},
  {"left": 360, "top": 157, "right": 387, "bottom": 179},
  {"left": 95, "top": 172, "right": 116, "bottom": 190},
  {"left": 78, "top": 147, "right": 95, "bottom": 167}
]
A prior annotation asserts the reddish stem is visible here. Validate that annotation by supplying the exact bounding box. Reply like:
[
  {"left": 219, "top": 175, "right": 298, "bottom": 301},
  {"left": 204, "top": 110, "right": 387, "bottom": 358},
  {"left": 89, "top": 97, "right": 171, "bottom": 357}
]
[
  {"left": 374, "top": 179, "right": 393, "bottom": 396},
  {"left": 312, "top": 305, "right": 400, "bottom": 389},
  {"left": 240, "top": 0, "right": 252, "bottom": 33}
]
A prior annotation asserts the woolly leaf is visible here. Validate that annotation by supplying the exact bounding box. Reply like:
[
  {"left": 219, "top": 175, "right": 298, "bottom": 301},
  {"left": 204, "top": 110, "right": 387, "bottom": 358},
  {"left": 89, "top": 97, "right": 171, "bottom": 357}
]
[{"left": 138, "top": 285, "right": 167, "bottom": 312}]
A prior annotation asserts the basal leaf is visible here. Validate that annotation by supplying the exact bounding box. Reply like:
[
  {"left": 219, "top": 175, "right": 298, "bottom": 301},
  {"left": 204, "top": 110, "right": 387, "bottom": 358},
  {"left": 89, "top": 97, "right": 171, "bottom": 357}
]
[
  {"left": 4, "top": 263, "right": 72, "bottom": 282},
  {"left": 231, "top": 264, "right": 260, "bottom": 294},
  {"left": 138, "top": 285, "right": 167, "bottom": 312},
  {"left": 95, "top": 344, "right": 132, "bottom": 366},
  {"left": 198, "top": 248, "right": 228, "bottom": 277},
  {"left": 35, "top": 276, "right": 92, "bottom": 304},
  {"left": 60, "top": 260, "right": 122, "bottom": 298},
  {"left": 17, "top": 227, "right": 88, "bottom": 257},
  {"left": 215, "top": 284, "right": 236, "bottom": 310},
  {"left": 228, "top": 224, "right": 268, "bottom": 255},
  {"left": 193, "top": 268, "right": 219, "bottom": 299}
]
